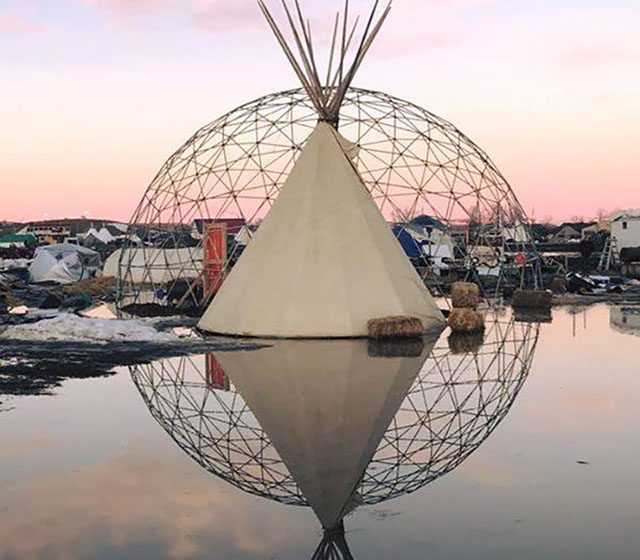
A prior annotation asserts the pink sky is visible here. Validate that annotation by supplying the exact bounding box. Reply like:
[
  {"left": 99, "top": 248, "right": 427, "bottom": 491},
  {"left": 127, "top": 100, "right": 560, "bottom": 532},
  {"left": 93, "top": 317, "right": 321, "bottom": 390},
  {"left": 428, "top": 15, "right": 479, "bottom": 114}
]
[{"left": 1, "top": 0, "right": 638, "bottom": 223}]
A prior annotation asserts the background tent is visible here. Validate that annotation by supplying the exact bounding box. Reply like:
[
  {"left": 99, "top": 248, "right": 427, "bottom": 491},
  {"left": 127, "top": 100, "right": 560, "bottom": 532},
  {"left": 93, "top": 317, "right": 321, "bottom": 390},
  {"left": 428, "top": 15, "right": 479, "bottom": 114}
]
[
  {"left": 0, "top": 234, "right": 37, "bottom": 249},
  {"left": 29, "top": 244, "right": 101, "bottom": 284},
  {"left": 104, "top": 247, "right": 203, "bottom": 284}
]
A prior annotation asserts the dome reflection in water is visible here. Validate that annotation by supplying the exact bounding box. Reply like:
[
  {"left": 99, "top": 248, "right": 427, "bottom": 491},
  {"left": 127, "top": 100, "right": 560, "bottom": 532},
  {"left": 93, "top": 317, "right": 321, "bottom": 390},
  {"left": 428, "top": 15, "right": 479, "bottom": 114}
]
[{"left": 130, "top": 315, "right": 539, "bottom": 559}]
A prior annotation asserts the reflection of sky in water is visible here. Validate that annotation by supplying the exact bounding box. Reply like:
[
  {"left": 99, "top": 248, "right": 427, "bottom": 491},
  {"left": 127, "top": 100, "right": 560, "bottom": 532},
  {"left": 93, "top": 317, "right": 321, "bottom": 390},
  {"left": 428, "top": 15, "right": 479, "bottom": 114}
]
[{"left": 0, "top": 304, "right": 639, "bottom": 559}]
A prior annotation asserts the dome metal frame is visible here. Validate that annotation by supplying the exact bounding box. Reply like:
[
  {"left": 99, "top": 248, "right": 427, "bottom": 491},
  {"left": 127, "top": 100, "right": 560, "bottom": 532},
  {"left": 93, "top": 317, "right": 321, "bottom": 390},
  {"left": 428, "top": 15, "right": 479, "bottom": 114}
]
[{"left": 119, "top": 87, "right": 541, "bottom": 313}]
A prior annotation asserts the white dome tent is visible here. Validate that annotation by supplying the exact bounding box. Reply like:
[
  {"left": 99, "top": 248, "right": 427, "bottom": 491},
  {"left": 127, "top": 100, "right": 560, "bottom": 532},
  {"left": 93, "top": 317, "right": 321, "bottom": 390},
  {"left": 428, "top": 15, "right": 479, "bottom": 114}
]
[{"left": 29, "top": 244, "right": 101, "bottom": 285}]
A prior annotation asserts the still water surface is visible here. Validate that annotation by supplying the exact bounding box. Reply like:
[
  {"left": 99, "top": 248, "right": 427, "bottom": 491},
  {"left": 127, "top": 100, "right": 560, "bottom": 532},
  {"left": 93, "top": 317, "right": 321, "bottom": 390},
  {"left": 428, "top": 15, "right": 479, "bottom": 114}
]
[{"left": 1, "top": 305, "right": 639, "bottom": 559}]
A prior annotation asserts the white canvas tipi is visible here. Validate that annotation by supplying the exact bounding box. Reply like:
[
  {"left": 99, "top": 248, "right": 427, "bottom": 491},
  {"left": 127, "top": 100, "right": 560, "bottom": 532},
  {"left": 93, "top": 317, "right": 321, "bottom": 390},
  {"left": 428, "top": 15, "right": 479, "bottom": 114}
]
[{"left": 198, "top": 1, "right": 444, "bottom": 338}]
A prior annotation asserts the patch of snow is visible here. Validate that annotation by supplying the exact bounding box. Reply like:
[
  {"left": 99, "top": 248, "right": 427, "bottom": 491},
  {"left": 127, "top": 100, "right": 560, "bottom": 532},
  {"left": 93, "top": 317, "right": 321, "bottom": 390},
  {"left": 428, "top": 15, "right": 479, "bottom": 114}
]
[
  {"left": 24, "top": 308, "right": 64, "bottom": 319},
  {"left": 171, "top": 326, "right": 198, "bottom": 338},
  {"left": 0, "top": 314, "right": 179, "bottom": 345},
  {"left": 8, "top": 306, "right": 28, "bottom": 316},
  {"left": 79, "top": 303, "right": 118, "bottom": 320}
]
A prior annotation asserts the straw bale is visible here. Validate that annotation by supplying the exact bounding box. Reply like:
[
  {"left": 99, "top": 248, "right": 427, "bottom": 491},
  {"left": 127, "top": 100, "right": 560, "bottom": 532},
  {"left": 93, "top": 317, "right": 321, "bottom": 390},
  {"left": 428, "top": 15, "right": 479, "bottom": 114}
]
[
  {"left": 367, "top": 316, "right": 424, "bottom": 339},
  {"left": 451, "top": 282, "right": 480, "bottom": 309}
]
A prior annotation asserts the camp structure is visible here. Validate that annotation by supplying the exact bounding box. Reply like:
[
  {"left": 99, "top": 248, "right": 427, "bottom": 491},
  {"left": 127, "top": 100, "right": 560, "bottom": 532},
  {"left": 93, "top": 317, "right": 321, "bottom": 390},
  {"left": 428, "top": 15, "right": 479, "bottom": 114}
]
[
  {"left": 0, "top": 233, "right": 37, "bottom": 249},
  {"left": 199, "top": 0, "right": 444, "bottom": 338},
  {"left": 105, "top": 247, "right": 203, "bottom": 285},
  {"left": 214, "top": 337, "right": 436, "bottom": 533},
  {"left": 29, "top": 243, "right": 101, "bottom": 284},
  {"left": 81, "top": 226, "right": 116, "bottom": 248}
]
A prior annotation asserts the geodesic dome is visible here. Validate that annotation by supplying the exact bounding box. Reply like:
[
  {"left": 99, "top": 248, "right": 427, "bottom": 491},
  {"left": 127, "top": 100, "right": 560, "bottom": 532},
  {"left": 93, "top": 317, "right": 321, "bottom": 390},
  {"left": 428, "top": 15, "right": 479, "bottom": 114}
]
[
  {"left": 130, "top": 313, "right": 539, "bottom": 509},
  {"left": 118, "top": 87, "right": 539, "bottom": 312}
]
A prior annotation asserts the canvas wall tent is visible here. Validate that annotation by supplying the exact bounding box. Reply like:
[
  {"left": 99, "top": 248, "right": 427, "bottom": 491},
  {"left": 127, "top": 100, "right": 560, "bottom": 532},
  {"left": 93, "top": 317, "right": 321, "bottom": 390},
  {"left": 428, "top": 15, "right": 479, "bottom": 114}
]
[
  {"left": 104, "top": 247, "right": 204, "bottom": 284},
  {"left": 82, "top": 227, "right": 116, "bottom": 247},
  {"left": 29, "top": 244, "right": 101, "bottom": 284}
]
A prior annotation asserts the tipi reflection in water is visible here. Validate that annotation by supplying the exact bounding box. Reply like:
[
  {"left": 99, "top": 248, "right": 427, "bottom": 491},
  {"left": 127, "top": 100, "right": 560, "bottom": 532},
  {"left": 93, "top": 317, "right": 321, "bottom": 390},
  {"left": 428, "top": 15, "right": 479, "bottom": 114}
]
[{"left": 130, "top": 315, "right": 539, "bottom": 558}]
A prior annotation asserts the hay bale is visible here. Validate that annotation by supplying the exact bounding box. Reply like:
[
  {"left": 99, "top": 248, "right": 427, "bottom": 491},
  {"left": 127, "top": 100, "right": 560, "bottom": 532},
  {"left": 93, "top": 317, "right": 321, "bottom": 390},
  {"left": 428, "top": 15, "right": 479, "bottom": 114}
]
[
  {"left": 447, "top": 308, "right": 485, "bottom": 333},
  {"left": 512, "top": 289, "right": 552, "bottom": 310},
  {"left": 368, "top": 338, "right": 425, "bottom": 358},
  {"left": 367, "top": 316, "right": 424, "bottom": 339},
  {"left": 451, "top": 282, "right": 480, "bottom": 309},
  {"left": 448, "top": 331, "right": 485, "bottom": 355}
]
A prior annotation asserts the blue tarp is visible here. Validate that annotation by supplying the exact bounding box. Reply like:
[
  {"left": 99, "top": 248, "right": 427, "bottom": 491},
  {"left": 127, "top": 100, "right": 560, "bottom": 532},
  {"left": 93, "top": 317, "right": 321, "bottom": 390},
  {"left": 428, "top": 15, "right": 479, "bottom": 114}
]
[{"left": 392, "top": 225, "right": 424, "bottom": 260}]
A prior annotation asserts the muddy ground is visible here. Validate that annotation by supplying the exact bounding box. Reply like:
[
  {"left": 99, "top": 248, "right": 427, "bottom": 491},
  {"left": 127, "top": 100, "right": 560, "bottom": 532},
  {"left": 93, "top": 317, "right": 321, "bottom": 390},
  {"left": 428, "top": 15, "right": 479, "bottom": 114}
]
[{"left": 0, "top": 337, "right": 265, "bottom": 405}]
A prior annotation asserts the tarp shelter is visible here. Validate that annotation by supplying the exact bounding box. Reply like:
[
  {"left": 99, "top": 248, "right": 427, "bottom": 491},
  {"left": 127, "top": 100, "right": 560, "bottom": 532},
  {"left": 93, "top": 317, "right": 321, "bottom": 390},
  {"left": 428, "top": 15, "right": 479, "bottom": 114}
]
[
  {"left": 0, "top": 233, "right": 37, "bottom": 248},
  {"left": 392, "top": 225, "right": 424, "bottom": 261},
  {"left": 392, "top": 224, "right": 455, "bottom": 275},
  {"left": 29, "top": 244, "right": 101, "bottom": 284}
]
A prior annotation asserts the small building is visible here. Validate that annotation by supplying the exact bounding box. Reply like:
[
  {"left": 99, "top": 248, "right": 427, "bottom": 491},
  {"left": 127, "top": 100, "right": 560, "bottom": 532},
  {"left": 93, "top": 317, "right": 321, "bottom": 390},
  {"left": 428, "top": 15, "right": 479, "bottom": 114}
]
[{"left": 610, "top": 210, "right": 640, "bottom": 251}]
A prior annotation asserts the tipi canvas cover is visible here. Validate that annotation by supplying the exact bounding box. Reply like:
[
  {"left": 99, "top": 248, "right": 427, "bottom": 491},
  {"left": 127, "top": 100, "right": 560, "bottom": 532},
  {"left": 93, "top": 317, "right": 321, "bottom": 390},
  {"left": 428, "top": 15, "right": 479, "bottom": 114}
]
[
  {"left": 199, "top": 122, "right": 444, "bottom": 337},
  {"left": 199, "top": 0, "right": 444, "bottom": 337}
]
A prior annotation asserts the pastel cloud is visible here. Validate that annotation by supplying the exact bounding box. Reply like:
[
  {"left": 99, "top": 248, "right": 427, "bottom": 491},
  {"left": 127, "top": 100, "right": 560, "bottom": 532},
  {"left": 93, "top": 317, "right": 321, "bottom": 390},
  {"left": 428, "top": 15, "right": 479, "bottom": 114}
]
[
  {"left": 562, "top": 45, "right": 639, "bottom": 67},
  {"left": 1, "top": 0, "right": 638, "bottom": 222},
  {"left": 0, "top": 12, "right": 42, "bottom": 33},
  {"left": 374, "top": 31, "right": 462, "bottom": 57},
  {"left": 81, "top": 0, "right": 176, "bottom": 15},
  {"left": 193, "top": 0, "right": 263, "bottom": 32}
]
